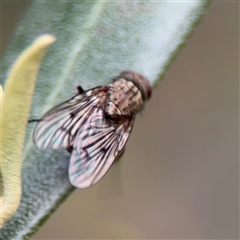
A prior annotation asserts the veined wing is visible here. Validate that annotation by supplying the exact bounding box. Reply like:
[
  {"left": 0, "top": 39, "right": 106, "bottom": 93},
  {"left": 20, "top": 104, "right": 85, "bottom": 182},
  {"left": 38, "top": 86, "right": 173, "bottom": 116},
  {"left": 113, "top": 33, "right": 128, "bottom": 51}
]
[
  {"left": 32, "top": 87, "right": 107, "bottom": 149},
  {"left": 69, "top": 108, "right": 134, "bottom": 188}
]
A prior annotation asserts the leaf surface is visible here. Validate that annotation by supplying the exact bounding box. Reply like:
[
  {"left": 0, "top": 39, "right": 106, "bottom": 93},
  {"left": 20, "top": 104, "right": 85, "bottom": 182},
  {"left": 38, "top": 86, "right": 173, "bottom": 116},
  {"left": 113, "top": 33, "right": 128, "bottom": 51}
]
[{"left": 0, "top": 1, "right": 212, "bottom": 239}]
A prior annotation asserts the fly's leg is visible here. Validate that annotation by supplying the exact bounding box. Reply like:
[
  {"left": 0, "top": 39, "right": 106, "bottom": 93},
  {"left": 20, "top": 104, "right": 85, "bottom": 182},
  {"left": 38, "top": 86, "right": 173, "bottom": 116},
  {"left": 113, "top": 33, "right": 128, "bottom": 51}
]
[
  {"left": 76, "top": 86, "right": 84, "bottom": 94},
  {"left": 66, "top": 145, "right": 73, "bottom": 153}
]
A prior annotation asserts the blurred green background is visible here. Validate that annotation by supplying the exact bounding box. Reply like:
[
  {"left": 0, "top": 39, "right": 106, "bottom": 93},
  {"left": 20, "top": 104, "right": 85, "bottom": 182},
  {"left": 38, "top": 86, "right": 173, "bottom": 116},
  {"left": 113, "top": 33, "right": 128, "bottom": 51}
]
[{"left": 1, "top": 1, "right": 238, "bottom": 239}]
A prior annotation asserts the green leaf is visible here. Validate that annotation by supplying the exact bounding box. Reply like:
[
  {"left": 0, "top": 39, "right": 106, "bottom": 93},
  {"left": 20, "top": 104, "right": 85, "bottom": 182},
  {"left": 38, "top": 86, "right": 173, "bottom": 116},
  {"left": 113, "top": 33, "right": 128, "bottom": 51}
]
[{"left": 0, "top": 1, "right": 212, "bottom": 239}]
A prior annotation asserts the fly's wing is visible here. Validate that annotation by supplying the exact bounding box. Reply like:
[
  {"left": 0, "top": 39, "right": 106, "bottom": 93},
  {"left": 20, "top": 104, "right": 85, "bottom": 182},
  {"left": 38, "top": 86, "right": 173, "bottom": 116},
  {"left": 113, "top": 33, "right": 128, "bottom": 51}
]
[
  {"left": 33, "top": 87, "right": 107, "bottom": 150},
  {"left": 69, "top": 108, "right": 134, "bottom": 188}
]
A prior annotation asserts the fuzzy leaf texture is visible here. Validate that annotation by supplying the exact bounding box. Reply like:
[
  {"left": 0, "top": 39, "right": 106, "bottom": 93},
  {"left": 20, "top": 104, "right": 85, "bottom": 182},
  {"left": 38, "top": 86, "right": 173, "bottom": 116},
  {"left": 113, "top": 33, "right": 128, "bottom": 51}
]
[{"left": 0, "top": 1, "right": 212, "bottom": 239}]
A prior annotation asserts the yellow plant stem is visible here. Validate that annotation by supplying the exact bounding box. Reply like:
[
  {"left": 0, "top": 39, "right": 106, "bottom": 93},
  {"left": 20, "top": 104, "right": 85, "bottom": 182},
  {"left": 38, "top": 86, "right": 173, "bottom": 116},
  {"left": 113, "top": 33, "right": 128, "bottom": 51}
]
[{"left": 0, "top": 35, "right": 56, "bottom": 228}]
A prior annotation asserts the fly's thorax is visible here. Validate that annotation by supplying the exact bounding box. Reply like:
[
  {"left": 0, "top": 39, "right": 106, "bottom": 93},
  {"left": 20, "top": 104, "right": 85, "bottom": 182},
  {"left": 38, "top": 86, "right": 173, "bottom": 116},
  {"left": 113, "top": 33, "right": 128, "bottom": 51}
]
[{"left": 105, "top": 79, "right": 144, "bottom": 118}]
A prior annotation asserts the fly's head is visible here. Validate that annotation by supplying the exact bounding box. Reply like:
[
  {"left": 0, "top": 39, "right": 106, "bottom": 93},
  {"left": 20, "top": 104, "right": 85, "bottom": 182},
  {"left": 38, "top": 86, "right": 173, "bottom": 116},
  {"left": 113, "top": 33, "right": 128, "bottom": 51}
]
[
  {"left": 114, "top": 71, "right": 152, "bottom": 102},
  {"left": 106, "top": 71, "right": 152, "bottom": 119}
]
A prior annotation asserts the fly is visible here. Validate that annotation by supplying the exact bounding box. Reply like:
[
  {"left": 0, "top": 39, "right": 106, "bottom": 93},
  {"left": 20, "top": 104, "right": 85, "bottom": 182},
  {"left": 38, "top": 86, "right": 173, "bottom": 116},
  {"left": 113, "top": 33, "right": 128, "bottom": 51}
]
[{"left": 31, "top": 71, "right": 152, "bottom": 188}]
